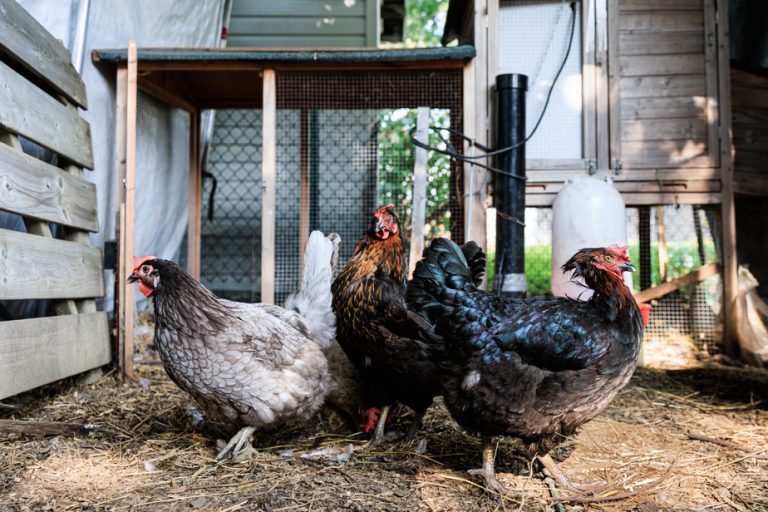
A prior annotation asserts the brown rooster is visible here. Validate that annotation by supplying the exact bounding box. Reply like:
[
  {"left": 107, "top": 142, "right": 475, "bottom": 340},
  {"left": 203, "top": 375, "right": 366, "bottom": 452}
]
[
  {"left": 331, "top": 205, "right": 453, "bottom": 444},
  {"left": 129, "top": 231, "right": 340, "bottom": 460},
  {"left": 407, "top": 240, "right": 643, "bottom": 495}
]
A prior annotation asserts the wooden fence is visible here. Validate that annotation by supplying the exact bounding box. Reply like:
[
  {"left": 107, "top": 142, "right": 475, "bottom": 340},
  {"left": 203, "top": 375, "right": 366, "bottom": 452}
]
[{"left": 0, "top": 0, "right": 110, "bottom": 400}]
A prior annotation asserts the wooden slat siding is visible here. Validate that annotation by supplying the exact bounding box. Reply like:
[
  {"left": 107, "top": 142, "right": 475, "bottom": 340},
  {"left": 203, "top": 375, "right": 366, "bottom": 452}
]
[
  {"left": 621, "top": 118, "right": 708, "bottom": 141},
  {"left": 232, "top": 0, "right": 366, "bottom": 17},
  {"left": 596, "top": 0, "right": 610, "bottom": 168},
  {"left": 0, "top": 143, "right": 98, "bottom": 232},
  {"left": 0, "top": 0, "right": 87, "bottom": 108},
  {"left": 230, "top": 17, "right": 366, "bottom": 35},
  {"left": 621, "top": 96, "right": 705, "bottom": 119},
  {"left": 608, "top": 0, "right": 621, "bottom": 169},
  {"left": 616, "top": 0, "right": 716, "bottom": 171},
  {"left": 228, "top": 35, "right": 367, "bottom": 48},
  {"left": 731, "top": 68, "right": 768, "bottom": 194},
  {"left": 583, "top": 0, "right": 597, "bottom": 165},
  {"left": 0, "top": 313, "right": 110, "bottom": 400},
  {"left": 528, "top": 167, "right": 720, "bottom": 182},
  {"left": 619, "top": 54, "right": 705, "bottom": 76},
  {"left": 0, "top": 62, "right": 94, "bottom": 169},
  {"left": 526, "top": 180, "right": 720, "bottom": 195},
  {"left": 620, "top": 0, "right": 702, "bottom": 11},
  {"left": 702, "top": 0, "right": 719, "bottom": 168},
  {"left": 619, "top": 31, "right": 705, "bottom": 56},
  {"left": 0, "top": 228, "right": 104, "bottom": 300}
]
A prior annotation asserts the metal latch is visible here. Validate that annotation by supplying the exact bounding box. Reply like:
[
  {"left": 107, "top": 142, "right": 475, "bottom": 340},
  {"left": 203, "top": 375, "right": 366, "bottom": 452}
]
[
  {"left": 612, "top": 158, "right": 623, "bottom": 175},
  {"left": 585, "top": 159, "right": 597, "bottom": 174}
]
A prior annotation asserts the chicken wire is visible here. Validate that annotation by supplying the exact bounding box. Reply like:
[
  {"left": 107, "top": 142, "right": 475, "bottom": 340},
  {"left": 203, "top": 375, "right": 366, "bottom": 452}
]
[
  {"left": 488, "top": 204, "right": 723, "bottom": 352},
  {"left": 189, "top": 69, "right": 464, "bottom": 304}
]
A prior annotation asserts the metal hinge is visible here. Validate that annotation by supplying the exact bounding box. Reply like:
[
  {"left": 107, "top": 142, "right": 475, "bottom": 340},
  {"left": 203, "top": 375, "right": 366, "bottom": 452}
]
[
  {"left": 585, "top": 159, "right": 597, "bottom": 174},
  {"left": 612, "top": 158, "right": 623, "bottom": 175}
]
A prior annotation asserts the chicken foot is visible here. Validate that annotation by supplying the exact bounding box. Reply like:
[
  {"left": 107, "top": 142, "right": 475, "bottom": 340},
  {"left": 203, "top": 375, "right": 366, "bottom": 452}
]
[
  {"left": 468, "top": 436, "right": 514, "bottom": 496},
  {"left": 364, "top": 405, "right": 391, "bottom": 448},
  {"left": 537, "top": 453, "right": 607, "bottom": 495},
  {"left": 405, "top": 409, "right": 426, "bottom": 441},
  {"left": 215, "top": 426, "right": 256, "bottom": 461}
]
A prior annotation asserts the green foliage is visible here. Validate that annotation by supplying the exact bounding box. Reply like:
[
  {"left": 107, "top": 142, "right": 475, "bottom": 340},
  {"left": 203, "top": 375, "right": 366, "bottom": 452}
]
[
  {"left": 378, "top": 108, "right": 453, "bottom": 239},
  {"left": 398, "top": 0, "right": 449, "bottom": 48}
]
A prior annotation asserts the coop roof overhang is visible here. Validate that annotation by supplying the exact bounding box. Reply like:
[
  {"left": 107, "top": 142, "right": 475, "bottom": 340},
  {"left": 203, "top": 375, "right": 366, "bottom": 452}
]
[{"left": 93, "top": 46, "right": 475, "bottom": 110}]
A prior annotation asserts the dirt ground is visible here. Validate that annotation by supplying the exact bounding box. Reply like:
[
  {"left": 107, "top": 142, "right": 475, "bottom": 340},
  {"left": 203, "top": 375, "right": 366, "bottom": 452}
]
[{"left": 1, "top": 331, "right": 767, "bottom": 511}]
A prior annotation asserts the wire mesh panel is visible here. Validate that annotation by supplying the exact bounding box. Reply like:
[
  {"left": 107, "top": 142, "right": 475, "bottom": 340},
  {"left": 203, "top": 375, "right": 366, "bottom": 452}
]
[
  {"left": 273, "top": 69, "right": 464, "bottom": 303},
  {"left": 197, "top": 69, "right": 464, "bottom": 304},
  {"left": 488, "top": 204, "right": 724, "bottom": 352}
]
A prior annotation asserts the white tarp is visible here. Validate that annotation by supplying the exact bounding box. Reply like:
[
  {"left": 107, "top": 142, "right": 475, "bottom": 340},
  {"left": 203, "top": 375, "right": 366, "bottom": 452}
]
[{"left": 12, "top": 0, "right": 226, "bottom": 312}]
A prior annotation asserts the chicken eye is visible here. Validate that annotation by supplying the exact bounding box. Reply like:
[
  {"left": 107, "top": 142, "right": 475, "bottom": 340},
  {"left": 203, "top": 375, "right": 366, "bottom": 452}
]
[
  {"left": 142, "top": 265, "right": 151, "bottom": 274},
  {"left": 604, "top": 255, "right": 614, "bottom": 263}
]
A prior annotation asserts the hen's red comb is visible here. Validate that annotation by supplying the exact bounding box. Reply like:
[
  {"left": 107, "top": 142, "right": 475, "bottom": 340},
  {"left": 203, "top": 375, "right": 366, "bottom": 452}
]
[
  {"left": 133, "top": 255, "right": 158, "bottom": 272},
  {"left": 374, "top": 204, "right": 395, "bottom": 216},
  {"left": 607, "top": 245, "right": 630, "bottom": 260}
]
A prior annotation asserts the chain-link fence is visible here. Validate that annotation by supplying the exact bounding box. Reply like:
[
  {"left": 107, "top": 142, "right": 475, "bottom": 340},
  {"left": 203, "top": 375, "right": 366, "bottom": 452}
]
[
  {"left": 488, "top": 203, "right": 723, "bottom": 352},
  {"left": 191, "top": 69, "right": 464, "bottom": 304}
]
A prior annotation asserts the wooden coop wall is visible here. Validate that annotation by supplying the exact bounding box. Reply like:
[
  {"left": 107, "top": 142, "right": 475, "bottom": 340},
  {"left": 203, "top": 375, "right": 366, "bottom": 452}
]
[
  {"left": 731, "top": 68, "right": 768, "bottom": 196},
  {"left": 0, "top": 1, "right": 110, "bottom": 400},
  {"left": 498, "top": 0, "right": 725, "bottom": 207}
]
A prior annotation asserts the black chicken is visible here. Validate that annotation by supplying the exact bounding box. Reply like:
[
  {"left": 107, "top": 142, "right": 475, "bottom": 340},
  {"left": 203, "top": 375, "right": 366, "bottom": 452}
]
[{"left": 407, "top": 239, "right": 643, "bottom": 494}]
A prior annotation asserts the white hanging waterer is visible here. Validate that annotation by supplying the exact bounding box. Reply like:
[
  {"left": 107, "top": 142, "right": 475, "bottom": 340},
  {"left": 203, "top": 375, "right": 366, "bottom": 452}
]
[{"left": 551, "top": 176, "right": 632, "bottom": 299}]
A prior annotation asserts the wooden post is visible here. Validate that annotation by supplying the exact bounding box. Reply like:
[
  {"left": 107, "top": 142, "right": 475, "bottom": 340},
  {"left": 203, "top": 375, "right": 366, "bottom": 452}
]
[
  {"left": 298, "top": 109, "right": 310, "bottom": 280},
  {"left": 187, "top": 108, "right": 202, "bottom": 279},
  {"left": 115, "top": 63, "right": 127, "bottom": 378},
  {"left": 716, "top": 0, "right": 738, "bottom": 356},
  {"left": 655, "top": 206, "right": 668, "bottom": 282},
  {"left": 261, "top": 69, "right": 276, "bottom": 304},
  {"left": 122, "top": 40, "right": 138, "bottom": 379},
  {"left": 595, "top": 0, "right": 610, "bottom": 168},
  {"left": 639, "top": 207, "right": 652, "bottom": 290},
  {"left": 409, "top": 107, "right": 430, "bottom": 277}
]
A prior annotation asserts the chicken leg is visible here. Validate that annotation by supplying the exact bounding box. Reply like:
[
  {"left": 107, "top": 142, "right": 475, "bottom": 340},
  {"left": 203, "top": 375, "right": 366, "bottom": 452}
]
[
  {"left": 365, "top": 405, "right": 390, "bottom": 448},
  {"left": 537, "top": 453, "right": 606, "bottom": 495},
  {"left": 468, "top": 436, "right": 512, "bottom": 496},
  {"left": 215, "top": 426, "right": 256, "bottom": 461},
  {"left": 405, "top": 408, "right": 427, "bottom": 441}
]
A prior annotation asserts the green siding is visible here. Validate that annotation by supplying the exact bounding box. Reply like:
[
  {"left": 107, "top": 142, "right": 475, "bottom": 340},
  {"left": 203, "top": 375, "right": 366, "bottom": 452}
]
[{"left": 229, "top": 0, "right": 379, "bottom": 48}]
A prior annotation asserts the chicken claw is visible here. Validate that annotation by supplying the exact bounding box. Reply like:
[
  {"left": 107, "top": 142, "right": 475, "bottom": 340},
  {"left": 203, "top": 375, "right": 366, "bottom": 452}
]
[
  {"left": 364, "top": 405, "right": 390, "bottom": 448},
  {"left": 215, "top": 426, "right": 256, "bottom": 461},
  {"left": 468, "top": 437, "right": 514, "bottom": 497},
  {"left": 537, "top": 453, "right": 607, "bottom": 495}
]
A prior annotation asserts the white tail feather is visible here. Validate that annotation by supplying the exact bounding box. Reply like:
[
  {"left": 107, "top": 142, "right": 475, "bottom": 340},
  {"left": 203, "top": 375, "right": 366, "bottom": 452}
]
[{"left": 285, "top": 231, "right": 340, "bottom": 350}]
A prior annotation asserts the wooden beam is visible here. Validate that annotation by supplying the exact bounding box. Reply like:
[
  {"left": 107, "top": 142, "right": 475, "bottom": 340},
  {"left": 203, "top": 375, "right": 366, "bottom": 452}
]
[
  {"left": 583, "top": 0, "right": 598, "bottom": 165},
  {"left": 716, "top": 1, "right": 738, "bottom": 356},
  {"left": 0, "top": 419, "right": 101, "bottom": 436},
  {"left": 187, "top": 108, "right": 202, "bottom": 279},
  {"left": 0, "top": 61, "right": 93, "bottom": 169},
  {"left": 298, "top": 109, "right": 310, "bottom": 280},
  {"left": 115, "top": 64, "right": 128, "bottom": 379},
  {"left": 0, "top": 0, "right": 88, "bottom": 108},
  {"left": 261, "top": 68, "right": 277, "bottom": 304},
  {"left": 607, "top": 0, "right": 622, "bottom": 170},
  {"left": 0, "top": 313, "right": 110, "bottom": 400},
  {"left": 122, "top": 41, "right": 138, "bottom": 379},
  {"left": 409, "top": 107, "right": 429, "bottom": 277},
  {"left": 634, "top": 263, "right": 719, "bottom": 303},
  {"left": 655, "top": 206, "right": 669, "bottom": 281},
  {"left": 596, "top": 0, "right": 610, "bottom": 168},
  {"left": 137, "top": 75, "right": 196, "bottom": 113},
  {"left": 639, "top": 207, "right": 652, "bottom": 290}
]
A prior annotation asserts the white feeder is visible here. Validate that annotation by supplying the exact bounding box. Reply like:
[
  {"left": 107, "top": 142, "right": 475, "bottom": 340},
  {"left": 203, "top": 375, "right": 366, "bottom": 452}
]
[{"left": 551, "top": 176, "right": 632, "bottom": 299}]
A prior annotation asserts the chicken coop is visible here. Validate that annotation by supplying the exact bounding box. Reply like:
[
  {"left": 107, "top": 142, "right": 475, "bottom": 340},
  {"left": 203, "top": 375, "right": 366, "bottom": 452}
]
[{"left": 93, "top": 45, "right": 477, "bottom": 374}]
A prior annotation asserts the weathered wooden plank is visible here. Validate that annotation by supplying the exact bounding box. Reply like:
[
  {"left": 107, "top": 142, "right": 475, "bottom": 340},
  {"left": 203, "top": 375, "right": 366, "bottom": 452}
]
[
  {"left": 620, "top": 75, "right": 705, "bottom": 98},
  {"left": 227, "top": 35, "right": 367, "bottom": 48},
  {"left": 621, "top": 118, "right": 708, "bottom": 142},
  {"left": 634, "top": 263, "right": 718, "bottom": 303},
  {"left": 731, "top": 68, "right": 768, "bottom": 89},
  {"left": 734, "top": 174, "right": 768, "bottom": 196},
  {"left": 0, "top": 143, "right": 98, "bottom": 231},
  {"left": 527, "top": 191, "right": 721, "bottom": 207},
  {"left": 0, "top": 0, "right": 87, "bottom": 108},
  {"left": 0, "top": 62, "right": 93, "bottom": 168},
  {"left": 732, "top": 109, "right": 768, "bottom": 127},
  {"left": 188, "top": 110, "right": 201, "bottom": 279},
  {"left": 230, "top": 17, "right": 366, "bottom": 35},
  {"left": 621, "top": 142, "right": 713, "bottom": 165},
  {"left": 619, "top": 31, "right": 704, "bottom": 56},
  {"left": 261, "top": 69, "right": 276, "bottom": 304},
  {"left": 526, "top": 179, "right": 720, "bottom": 195},
  {"left": 702, "top": 0, "right": 719, "bottom": 168},
  {"left": 621, "top": 96, "right": 706, "bottom": 119},
  {"left": 0, "top": 228, "right": 104, "bottom": 300},
  {"left": 619, "top": 0, "right": 702, "bottom": 12},
  {"left": 232, "top": 0, "right": 366, "bottom": 17},
  {"left": 409, "top": 107, "right": 429, "bottom": 278},
  {"left": 596, "top": 0, "right": 610, "bottom": 167},
  {"left": 733, "top": 129, "right": 768, "bottom": 153},
  {"left": 619, "top": 54, "right": 705, "bottom": 76},
  {"left": 608, "top": 0, "right": 622, "bottom": 168},
  {"left": 619, "top": 11, "right": 704, "bottom": 32},
  {"left": 0, "top": 419, "right": 101, "bottom": 436},
  {"left": 0, "top": 313, "right": 110, "bottom": 400},
  {"left": 527, "top": 167, "right": 720, "bottom": 182},
  {"left": 731, "top": 86, "right": 768, "bottom": 110}
]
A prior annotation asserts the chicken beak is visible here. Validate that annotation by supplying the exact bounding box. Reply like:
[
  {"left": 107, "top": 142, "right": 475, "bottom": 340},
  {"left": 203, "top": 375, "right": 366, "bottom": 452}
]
[
  {"left": 127, "top": 273, "right": 138, "bottom": 283},
  {"left": 374, "top": 221, "right": 385, "bottom": 233},
  {"left": 620, "top": 262, "right": 637, "bottom": 273}
]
